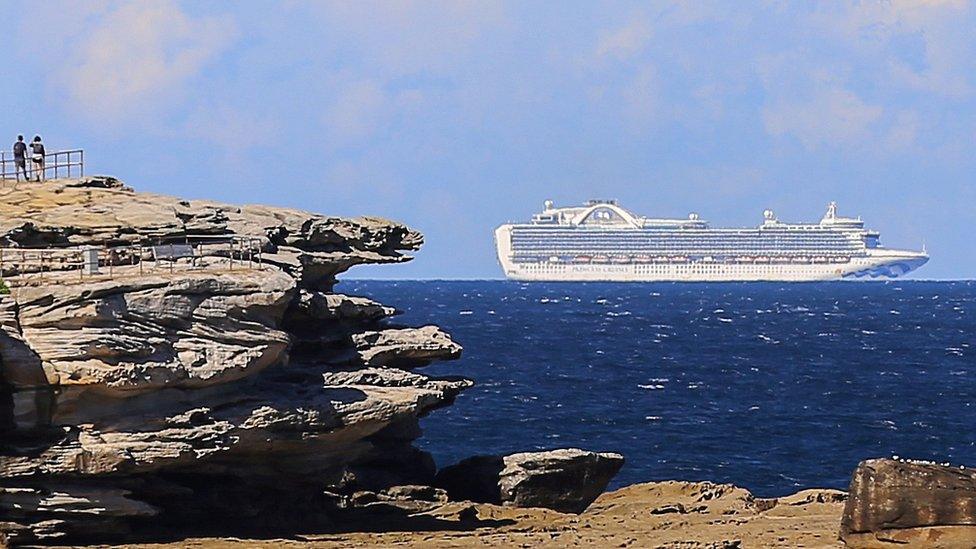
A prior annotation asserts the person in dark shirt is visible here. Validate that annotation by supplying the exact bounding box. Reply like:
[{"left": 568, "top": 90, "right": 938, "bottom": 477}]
[
  {"left": 30, "top": 135, "right": 45, "bottom": 182},
  {"left": 12, "top": 135, "right": 28, "bottom": 182}
]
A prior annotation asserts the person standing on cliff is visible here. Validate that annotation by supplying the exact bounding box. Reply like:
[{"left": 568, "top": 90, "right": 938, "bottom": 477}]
[
  {"left": 12, "top": 135, "right": 28, "bottom": 182},
  {"left": 30, "top": 135, "right": 45, "bottom": 182}
]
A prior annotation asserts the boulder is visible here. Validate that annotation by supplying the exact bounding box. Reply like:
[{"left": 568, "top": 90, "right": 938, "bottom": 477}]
[
  {"left": 353, "top": 326, "right": 462, "bottom": 368},
  {"left": 435, "top": 448, "right": 624, "bottom": 513},
  {"left": 352, "top": 485, "right": 450, "bottom": 515},
  {"left": 840, "top": 458, "right": 976, "bottom": 547},
  {"left": 293, "top": 291, "right": 397, "bottom": 323}
]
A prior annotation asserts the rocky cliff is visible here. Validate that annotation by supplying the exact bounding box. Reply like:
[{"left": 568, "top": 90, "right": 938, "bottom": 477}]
[{"left": 0, "top": 178, "right": 466, "bottom": 545}]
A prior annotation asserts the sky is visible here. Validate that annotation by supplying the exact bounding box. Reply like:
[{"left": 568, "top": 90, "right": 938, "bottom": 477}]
[{"left": 1, "top": 0, "right": 974, "bottom": 279}]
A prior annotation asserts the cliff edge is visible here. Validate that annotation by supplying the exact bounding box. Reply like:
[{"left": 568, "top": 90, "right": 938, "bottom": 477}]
[{"left": 0, "top": 177, "right": 465, "bottom": 544}]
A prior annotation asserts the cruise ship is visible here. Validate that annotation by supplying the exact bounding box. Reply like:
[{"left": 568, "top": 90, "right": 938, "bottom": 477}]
[{"left": 494, "top": 200, "right": 928, "bottom": 282}]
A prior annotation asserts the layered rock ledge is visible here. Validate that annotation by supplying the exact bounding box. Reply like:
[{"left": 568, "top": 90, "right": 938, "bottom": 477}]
[
  {"left": 841, "top": 457, "right": 976, "bottom": 547},
  {"left": 0, "top": 178, "right": 464, "bottom": 545},
  {"left": 94, "top": 481, "right": 850, "bottom": 548}
]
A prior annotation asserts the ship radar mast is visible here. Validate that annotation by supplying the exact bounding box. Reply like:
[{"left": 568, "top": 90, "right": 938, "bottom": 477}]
[
  {"left": 543, "top": 199, "right": 554, "bottom": 211},
  {"left": 825, "top": 201, "right": 838, "bottom": 219}
]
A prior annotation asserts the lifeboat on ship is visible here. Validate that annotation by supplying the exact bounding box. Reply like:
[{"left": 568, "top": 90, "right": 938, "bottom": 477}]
[
  {"left": 611, "top": 255, "right": 630, "bottom": 264},
  {"left": 592, "top": 255, "right": 609, "bottom": 263},
  {"left": 574, "top": 255, "right": 592, "bottom": 263}
]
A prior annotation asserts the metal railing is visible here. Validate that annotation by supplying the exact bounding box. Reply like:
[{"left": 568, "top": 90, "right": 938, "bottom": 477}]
[
  {"left": 0, "top": 236, "right": 265, "bottom": 286},
  {"left": 0, "top": 149, "right": 84, "bottom": 181}
]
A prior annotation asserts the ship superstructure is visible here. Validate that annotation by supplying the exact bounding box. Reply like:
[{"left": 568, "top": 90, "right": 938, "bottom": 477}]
[{"left": 494, "top": 200, "right": 928, "bottom": 281}]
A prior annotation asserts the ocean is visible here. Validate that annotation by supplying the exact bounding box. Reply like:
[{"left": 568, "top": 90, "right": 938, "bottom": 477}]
[{"left": 338, "top": 280, "right": 976, "bottom": 497}]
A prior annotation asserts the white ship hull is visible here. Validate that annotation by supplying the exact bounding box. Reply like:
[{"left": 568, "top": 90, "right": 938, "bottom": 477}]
[{"left": 495, "top": 225, "right": 928, "bottom": 282}]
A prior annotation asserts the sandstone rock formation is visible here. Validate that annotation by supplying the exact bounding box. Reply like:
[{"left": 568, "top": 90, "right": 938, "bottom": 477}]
[
  {"left": 121, "top": 481, "right": 848, "bottom": 548},
  {"left": 435, "top": 448, "right": 625, "bottom": 513},
  {"left": 840, "top": 457, "right": 976, "bottom": 547},
  {"left": 0, "top": 178, "right": 463, "bottom": 545}
]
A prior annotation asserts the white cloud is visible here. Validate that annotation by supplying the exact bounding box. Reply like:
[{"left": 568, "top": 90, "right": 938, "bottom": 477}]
[
  {"left": 885, "top": 110, "right": 920, "bottom": 150},
  {"left": 182, "top": 104, "right": 280, "bottom": 159},
  {"left": 321, "top": 79, "right": 431, "bottom": 149},
  {"left": 304, "top": 1, "right": 506, "bottom": 75},
  {"left": 324, "top": 80, "right": 389, "bottom": 146},
  {"left": 595, "top": 17, "right": 653, "bottom": 61},
  {"left": 816, "top": 0, "right": 973, "bottom": 98},
  {"left": 621, "top": 65, "right": 659, "bottom": 121},
  {"left": 55, "top": 1, "right": 238, "bottom": 123},
  {"left": 763, "top": 86, "right": 883, "bottom": 150}
]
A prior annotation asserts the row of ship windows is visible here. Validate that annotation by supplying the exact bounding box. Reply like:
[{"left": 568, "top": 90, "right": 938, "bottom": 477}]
[
  {"left": 510, "top": 238, "right": 861, "bottom": 245},
  {"left": 511, "top": 233, "right": 860, "bottom": 239},
  {"left": 512, "top": 244, "right": 864, "bottom": 253},
  {"left": 520, "top": 265, "right": 846, "bottom": 272},
  {"left": 512, "top": 228, "right": 859, "bottom": 234},
  {"left": 512, "top": 235, "right": 859, "bottom": 242},
  {"left": 513, "top": 250, "right": 860, "bottom": 257},
  {"left": 512, "top": 238, "right": 863, "bottom": 246},
  {"left": 512, "top": 244, "right": 860, "bottom": 250},
  {"left": 511, "top": 230, "right": 861, "bottom": 235}
]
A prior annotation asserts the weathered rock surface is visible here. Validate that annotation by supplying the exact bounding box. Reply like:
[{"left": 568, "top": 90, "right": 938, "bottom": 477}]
[
  {"left": 7, "top": 268, "right": 294, "bottom": 396},
  {"left": 294, "top": 291, "right": 397, "bottom": 323},
  {"left": 435, "top": 448, "right": 625, "bottom": 513},
  {"left": 0, "top": 178, "right": 466, "bottom": 545},
  {"left": 840, "top": 458, "right": 976, "bottom": 548},
  {"left": 353, "top": 326, "right": 463, "bottom": 368},
  {"left": 342, "top": 484, "right": 451, "bottom": 515},
  {"left": 0, "top": 177, "right": 421, "bottom": 289},
  {"left": 110, "top": 481, "right": 849, "bottom": 548}
]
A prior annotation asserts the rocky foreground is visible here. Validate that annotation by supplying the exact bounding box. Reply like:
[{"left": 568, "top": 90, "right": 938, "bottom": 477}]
[
  {"left": 2, "top": 179, "right": 975, "bottom": 548},
  {"left": 0, "top": 178, "right": 631, "bottom": 547},
  {"left": 0, "top": 178, "right": 472, "bottom": 545},
  {"left": 98, "top": 481, "right": 848, "bottom": 548}
]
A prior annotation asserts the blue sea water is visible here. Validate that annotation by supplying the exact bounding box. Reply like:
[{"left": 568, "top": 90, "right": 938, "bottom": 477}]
[{"left": 338, "top": 280, "right": 976, "bottom": 497}]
